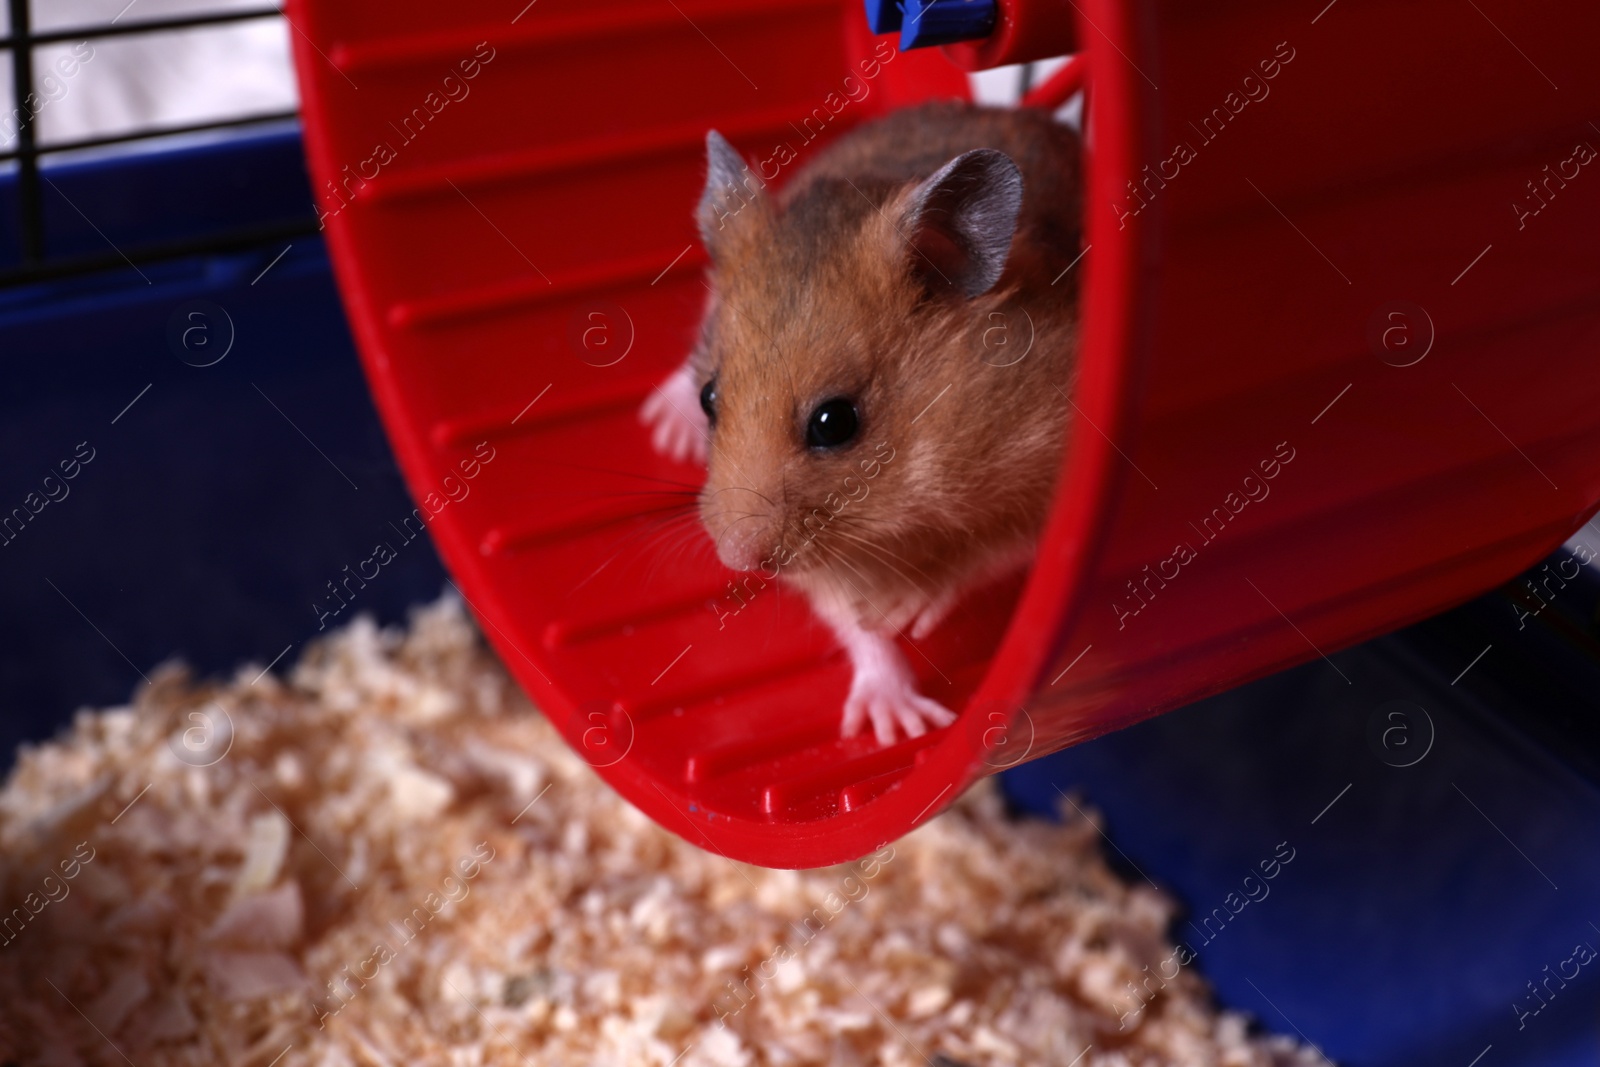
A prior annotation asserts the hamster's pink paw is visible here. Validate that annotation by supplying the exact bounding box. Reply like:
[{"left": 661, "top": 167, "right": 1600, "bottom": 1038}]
[
  {"left": 639, "top": 365, "right": 709, "bottom": 465},
  {"left": 841, "top": 667, "right": 957, "bottom": 747}
]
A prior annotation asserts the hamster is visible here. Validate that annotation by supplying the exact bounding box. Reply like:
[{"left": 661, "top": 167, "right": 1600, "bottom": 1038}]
[{"left": 640, "top": 101, "right": 1082, "bottom": 746}]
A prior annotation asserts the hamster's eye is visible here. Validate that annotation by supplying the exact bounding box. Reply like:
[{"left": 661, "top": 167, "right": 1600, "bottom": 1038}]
[
  {"left": 700, "top": 377, "right": 718, "bottom": 425},
  {"left": 805, "top": 397, "right": 859, "bottom": 450}
]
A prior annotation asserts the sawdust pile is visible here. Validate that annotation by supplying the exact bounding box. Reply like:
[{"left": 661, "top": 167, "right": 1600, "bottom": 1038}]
[{"left": 0, "top": 597, "right": 1321, "bottom": 1067}]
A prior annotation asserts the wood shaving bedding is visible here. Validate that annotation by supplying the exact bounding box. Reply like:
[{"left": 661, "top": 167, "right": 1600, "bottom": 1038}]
[{"left": 0, "top": 597, "right": 1323, "bottom": 1067}]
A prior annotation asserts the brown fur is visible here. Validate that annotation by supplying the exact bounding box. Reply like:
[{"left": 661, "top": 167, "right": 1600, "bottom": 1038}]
[{"left": 695, "top": 102, "right": 1082, "bottom": 632}]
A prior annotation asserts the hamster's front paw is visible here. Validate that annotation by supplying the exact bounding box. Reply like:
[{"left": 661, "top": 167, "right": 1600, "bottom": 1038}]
[
  {"left": 840, "top": 658, "right": 957, "bottom": 747},
  {"left": 640, "top": 364, "right": 709, "bottom": 465},
  {"left": 908, "top": 591, "right": 960, "bottom": 640}
]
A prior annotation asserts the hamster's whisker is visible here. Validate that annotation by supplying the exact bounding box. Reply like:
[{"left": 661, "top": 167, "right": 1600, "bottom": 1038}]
[
  {"left": 813, "top": 541, "right": 893, "bottom": 614},
  {"left": 576, "top": 508, "right": 700, "bottom": 585},
  {"left": 580, "top": 519, "right": 708, "bottom": 598},
  {"left": 826, "top": 512, "right": 900, "bottom": 530},
  {"left": 813, "top": 538, "right": 876, "bottom": 592},
  {"left": 705, "top": 483, "right": 778, "bottom": 509},
  {"left": 824, "top": 525, "right": 937, "bottom": 595},
  {"left": 565, "top": 506, "right": 708, "bottom": 597},
  {"left": 542, "top": 458, "right": 706, "bottom": 492},
  {"left": 716, "top": 510, "right": 771, "bottom": 545},
  {"left": 634, "top": 517, "right": 716, "bottom": 589},
  {"left": 830, "top": 512, "right": 945, "bottom": 564},
  {"left": 534, "top": 488, "right": 699, "bottom": 504}
]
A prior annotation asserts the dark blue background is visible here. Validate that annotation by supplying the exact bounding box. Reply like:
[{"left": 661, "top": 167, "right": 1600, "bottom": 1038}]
[
  {"left": 1004, "top": 582, "right": 1600, "bottom": 1066},
  {"left": 3, "top": 126, "right": 1598, "bottom": 1067},
  {"left": 0, "top": 128, "right": 447, "bottom": 759}
]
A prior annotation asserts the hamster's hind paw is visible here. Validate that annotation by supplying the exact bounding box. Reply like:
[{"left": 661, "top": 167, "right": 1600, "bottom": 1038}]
[
  {"left": 640, "top": 365, "right": 709, "bottom": 465},
  {"left": 841, "top": 668, "right": 957, "bottom": 747}
]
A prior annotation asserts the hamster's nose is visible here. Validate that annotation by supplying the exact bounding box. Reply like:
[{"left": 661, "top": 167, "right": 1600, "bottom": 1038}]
[
  {"left": 700, "top": 484, "right": 777, "bottom": 571},
  {"left": 713, "top": 524, "right": 770, "bottom": 572}
]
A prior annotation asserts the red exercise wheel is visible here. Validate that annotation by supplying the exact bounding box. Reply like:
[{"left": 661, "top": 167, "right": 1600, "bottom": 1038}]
[{"left": 287, "top": 0, "right": 1600, "bottom": 868}]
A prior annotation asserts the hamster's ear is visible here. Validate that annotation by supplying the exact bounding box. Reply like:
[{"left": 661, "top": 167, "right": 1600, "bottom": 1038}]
[
  {"left": 896, "top": 148, "right": 1022, "bottom": 299},
  {"left": 697, "top": 130, "right": 765, "bottom": 253}
]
